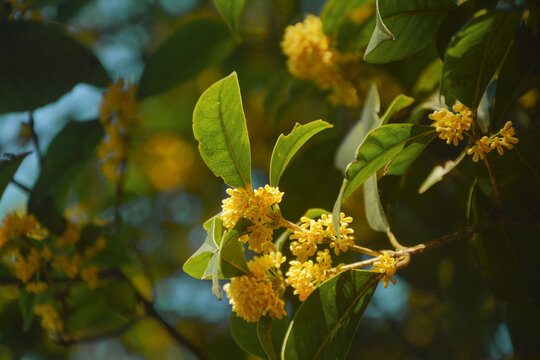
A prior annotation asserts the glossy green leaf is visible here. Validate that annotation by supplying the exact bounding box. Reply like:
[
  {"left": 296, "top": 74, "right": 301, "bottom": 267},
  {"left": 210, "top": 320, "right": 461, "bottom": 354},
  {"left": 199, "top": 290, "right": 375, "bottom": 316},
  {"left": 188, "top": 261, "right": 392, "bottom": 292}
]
[
  {"left": 230, "top": 313, "right": 267, "bottom": 359},
  {"left": 193, "top": 72, "right": 252, "bottom": 189},
  {"left": 380, "top": 94, "right": 415, "bottom": 125},
  {"left": 213, "top": 0, "right": 245, "bottom": 38},
  {"left": 0, "top": 152, "right": 31, "bottom": 200},
  {"left": 365, "top": 0, "right": 456, "bottom": 63},
  {"left": 441, "top": 10, "right": 522, "bottom": 107},
  {"left": 281, "top": 270, "right": 379, "bottom": 360},
  {"left": 28, "top": 120, "right": 103, "bottom": 235},
  {"left": 321, "top": 0, "right": 373, "bottom": 35},
  {"left": 257, "top": 316, "right": 289, "bottom": 360},
  {"left": 418, "top": 149, "right": 466, "bottom": 194},
  {"left": 492, "top": 26, "right": 540, "bottom": 127},
  {"left": 270, "top": 120, "right": 332, "bottom": 187},
  {"left": 335, "top": 84, "right": 380, "bottom": 174},
  {"left": 138, "top": 19, "right": 234, "bottom": 99},
  {"left": 342, "top": 124, "right": 436, "bottom": 202},
  {"left": 385, "top": 131, "right": 438, "bottom": 175},
  {"left": 183, "top": 216, "right": 250, "bottom": 296},
  {"left": 0, "top": 21, "right": 109, "bottom": 114}
]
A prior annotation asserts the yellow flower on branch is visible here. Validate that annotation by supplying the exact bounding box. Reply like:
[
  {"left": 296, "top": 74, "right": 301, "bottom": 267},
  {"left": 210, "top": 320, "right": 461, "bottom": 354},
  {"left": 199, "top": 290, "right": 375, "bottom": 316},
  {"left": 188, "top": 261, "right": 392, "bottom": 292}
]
[
  {"left": 35, "top": 303, "right": 63, "bottom": 334},
  {"left": 467, "top": 136, "right": 491, "bottom": 162},
  {"left": 372, "top": 252, "right": 398, "bottom": 288},
  {"left": 428, "top": 104, "right": 472, "bottom": 146}
]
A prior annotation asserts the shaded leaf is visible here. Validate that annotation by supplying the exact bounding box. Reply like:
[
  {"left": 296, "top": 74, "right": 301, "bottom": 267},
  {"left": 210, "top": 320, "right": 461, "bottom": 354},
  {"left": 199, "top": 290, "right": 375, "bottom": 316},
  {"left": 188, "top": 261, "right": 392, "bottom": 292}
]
[
  {"left": 342, "top": 124, "right": 436, "bottom": 202},
  {"left": 321, "top": 0, "right": 373, "bottom": 35},
  {"left": 335, "top": 9, "right": 376, "bottom": 52},
  {"left": 363, "top": 174, "right": 388, "bottom": 232},
  {"left": 192, "top": 72, "right": 252, "bottom": 189},
  {"left": 0, "top": 21, "right": 109, "bottom": 114},
  {"left": 270, "top": 120, "right": 332, "bottom": 187},
  {"left": 441, "top": 10, "right": 522, "bottom": 107},
  {"left": 492, "top": 26, "right": 540, "bottom": 127},
  {"left": 28, "top": 120, "right": 103, "bottom": 234},
  {"left": 418, "top": 149, "right": 467, "bottom": 194},
  {"left": 230, "top": 313, "right": 267, "bottom": 359},
  {"left": 384, "top": 131, "right": 438, "bottom": 175},
  {"left": 0, "top": 152, "right": 31, "bottom": 201},
  {"left": 257, "top": 316, "right": 289, "bottom": 360},
  {"left": 138, "top": 19, "right": 234, "bottom": 99},
  {"left": 335, "top": 84, "right": 380, "bottom": 174},
  {"left": 281, "top": 270, "right": 379, "bottom": 360},
  {"left": 365, "top": 0, "right": 456, "bottom": 63},
  {"left": 213, "top": 0, "right": 245, "bottom": 38}
]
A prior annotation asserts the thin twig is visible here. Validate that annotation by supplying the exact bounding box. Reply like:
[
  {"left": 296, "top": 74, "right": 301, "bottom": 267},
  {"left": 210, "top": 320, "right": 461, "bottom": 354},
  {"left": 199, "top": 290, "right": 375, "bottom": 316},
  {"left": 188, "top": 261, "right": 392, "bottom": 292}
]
[{"left": 28, "top": 111, "right": 43, "bottom": 169}]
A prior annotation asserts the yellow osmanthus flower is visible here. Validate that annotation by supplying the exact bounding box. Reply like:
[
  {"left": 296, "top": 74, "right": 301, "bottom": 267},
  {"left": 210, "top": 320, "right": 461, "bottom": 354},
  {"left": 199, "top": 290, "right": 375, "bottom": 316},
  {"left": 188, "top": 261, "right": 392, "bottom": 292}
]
[
  {"left": 372, "top": 252, "right": 398, "bottom": 288},
  {"left": 221, "top": 187, "right": 251, "bottom": 229},
  {"left": 281, "top": 15, "right": 360, "bottom": 107},
  {"left": 97, "top": 78, "right": 139, "bottom": 183},
  {"left": 247, "top": 252, "right": 286, "bottom": 280},
  {"left": 467, "top": 121, "right": 519, "bottom": 162},
  {"left": 495, "top": 121, "right": 519, "bottom": 153},
  {"left": 429, "top": 104, "right": 472, "bottom": 146},
  {"left": 26, "top": 281, "right": 48, "bottom": 294},
  {"left": 243, "top": 224, "right": 275, "bottom": 253},
  {"left": 56, "top": 221, "right": 81, "bottom": 248},
  {"left": 286, "top": 250, "right": 335, "bottom": 302},
  {"left": 14, "top": 248, "right": 41, "bottom": 283},
  {"left": 52, "top": 253, "right": 81, "bottom": 279},
  {"left": 0, "top": 212, "right": 47, "bottom": 249},
  {"left": 80, "top": 265, "right": 100, "bottom": 289},
  {"left": 35, "top": 303, "right": 63, "bottom": 334}
]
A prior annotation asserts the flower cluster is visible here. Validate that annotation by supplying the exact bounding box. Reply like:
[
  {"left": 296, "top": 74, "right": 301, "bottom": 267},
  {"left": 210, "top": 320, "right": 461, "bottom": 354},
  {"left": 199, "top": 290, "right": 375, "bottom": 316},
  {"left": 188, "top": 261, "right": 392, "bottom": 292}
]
[
  {"left": 6, "top": 0, "right": 43, "bottom": 21},
  {"left": 286, "top": 249, "right": 335, "bottom": 301},
  {"left": 221, "top": 185, "right": 284, "bottom": 253},
  {"left": 371, "top": 252, "right": 398, "bottom": 288},
  {"left": 35, "top": 303, "right": 64, "bottom": 334},
  {"left": 467, "top": 121, "right": 519, "bottom": 162},
  {"left": 281, "top": 15, "right": 360, "bottom": 107},
  {"left": 96, "top": 79, "right": 140, "bottom": 182},
  {"left": 223, "top": 252, "right": 287, "bottom": 322},
  {"left": 428, "top": 103, "right": 472, "bottom": 146}
]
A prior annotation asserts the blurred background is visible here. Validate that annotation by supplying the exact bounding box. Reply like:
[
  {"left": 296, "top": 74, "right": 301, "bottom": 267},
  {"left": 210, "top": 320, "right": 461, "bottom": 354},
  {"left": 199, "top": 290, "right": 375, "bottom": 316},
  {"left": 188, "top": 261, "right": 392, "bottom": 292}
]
[{"left": 1, "top": 0, "right": 538, "bottom": 359}]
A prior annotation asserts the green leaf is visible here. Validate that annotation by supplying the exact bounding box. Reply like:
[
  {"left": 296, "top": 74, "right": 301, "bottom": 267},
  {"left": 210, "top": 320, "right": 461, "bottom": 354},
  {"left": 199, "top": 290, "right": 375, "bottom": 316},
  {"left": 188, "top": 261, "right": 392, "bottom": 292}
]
[
  {"left": 364, "top": 0, "right": 456, "bottom": 63},
  {"left": 363, "top": 174, "right": 388, "bottom": 232},
  {"left": 193, "top": 72, "right": 252, "bottom": 189},
  {"left": 270, "top": 120, "right": 332, "bottom": 187},
  {"left": 183, "top": 217, "right": 250, "bottom": 287},
  {"left": 335, "top": 9, "right": 376, "bottom": 52},
  {"left": 281, "top": 270, "right": 379, "bottom": 360},
  {"left": 321, "top": 0, "right": 373, "bottom": 35},
  {"left": 230, "top": 313, "right": 267, "bottom": 359},
  {"left": 418, "top": 149, "right": 467, "bottom": 194},
  {"left": 412, "top": 59, "right": 443, "bottom": 96},
  {"left": 342, "top": 124, "right": 436, "bottom": 202},
  {"left": 380, "top": 94, "right": 415, "bottom": 125},
  {"left": 335, "top": 84, "right": 380, "bottom": 174},
  {"left": 138, "top": 19, "right": 234, "bottom": 99},
  {"left": 441, "top": 10, "right": 522, "bottom": 107},
  {"left": 213, "top": 0, "right": 245, "bottom": 39},
  {"left": 0, "top": 152, "right": 31, "bottom": 200},
  {"left": 384, "top": 131, "right": 438, "bottom": 175},
  {"left": 257, "top": 316, "right": 289, "bottom": 360},
  {"left": 0, "top": 21, "right": 109, "bottom": 114},
  {"left": 491, "top": 26, "right": 540, "bottom": 127},
  {"left": 28, "top": 120, "right": 103, "bottom": 234}
]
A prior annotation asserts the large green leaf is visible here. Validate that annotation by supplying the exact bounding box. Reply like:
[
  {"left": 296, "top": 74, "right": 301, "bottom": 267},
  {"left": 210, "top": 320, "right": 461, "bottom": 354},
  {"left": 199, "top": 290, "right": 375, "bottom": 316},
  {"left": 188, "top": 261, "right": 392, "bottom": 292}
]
[
  {"left": 364, "top": 0, "right": 394, "bottom": 59},
  {"left": 491, "top": 26, "right": 540, "bottom": 127},
  {"left": 380, "top": 94, "right": 415, "bottom": 125},
  {"left": 182, "top": 216, "right": 250, "bottom": 299},
  {"left": 321, "top": 0, "right": 373, "bottom": 35},
  {"left": 385, "top": 131, "right": 438, "bottom": 175},
  {"left": 28, "top": 120, "right": 103, "bottom": 234},
  {"left": 364, "top": 0, "right": 456, "bottom": 63},
  {"left": 0, "top": 21, "right": 109, "bottom": 114},
  {"left": 441, "top": 10, "right": 522, "bottom": 107},
  {"left": 230, "top": 314, "right": 267, "bottom": 359},
  {"left": 192, "top": 72, "right": 252, "bottom": 189},
  {"left": 281, "top": 270, "right": 379, "bottom": 360},
  {"left": 257, "top": 316, "right": 289, "bottom": 360},
  {"left": 342, "top": 124, "right": 436, "bottom": 202},
  {"left": 270, "top": 120, "right": 332, "bottom": 187},
  {"left": 213, "top": 0, "right": 245, "bottom": 39},
  {"left": 0, "top": 152, "right": 31, "bottom": 200},
  {"left": 138, "top": 19, "right": 234, "bottom": 99},
  {"left": 335, "top": 84, "right": 380, "bottom": 174}
]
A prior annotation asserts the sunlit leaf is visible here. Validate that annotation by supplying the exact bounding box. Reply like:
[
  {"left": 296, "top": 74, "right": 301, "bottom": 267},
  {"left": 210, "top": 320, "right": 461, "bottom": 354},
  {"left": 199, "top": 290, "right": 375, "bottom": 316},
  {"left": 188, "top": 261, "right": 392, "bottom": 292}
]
[
  {"left": 441, "top": 10, "right": 522, "bottom": 107},
  {"left": 213, "top": 0, "right": 245, "bottom": 39},
  {"left": 0, "top": 21, "right": 109, "bottom": 114},
  {"left": 192, "top": 72, "right": 252, "bottom": 189},
  {"left": 257, "top": 316, "right": 289, "bottom": 360},
  {"left": 28, "top": 120, "right": 103, "bottom": 235},
  {"left": 342, "top": 124, "right": 436, "bottom": 202},
  {"left": 380, "top": 94, "right": 415, "bottom": 125},
  {"left": 365, "top": 0, "right": 456, "bottom": 63},
  {"left": 281, "top": 270, "right": 379, "bottom": 359},
  {"left": 230, "top": 313, "right": 267, "bottom": 359},
  {"left": 0, "top": 152, "right": 31, "bottom": 201},
  {"left": 138, "top": 19, "right": 234, "bottom": 99},
  {"left": 270, "top": 120, "right": 332, "bottom": 187}
]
